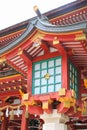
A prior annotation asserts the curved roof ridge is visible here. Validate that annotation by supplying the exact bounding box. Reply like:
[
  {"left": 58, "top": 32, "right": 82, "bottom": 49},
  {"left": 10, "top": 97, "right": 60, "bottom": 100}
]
[
  {"left": 36, "top": 18, "right": 87, "bottom": 32},
  {"left": 0, "top": 2, "right": 87, "bottom": 56},
  {"left": 0, "top": 15, "right": 87, "bottom": 55}
]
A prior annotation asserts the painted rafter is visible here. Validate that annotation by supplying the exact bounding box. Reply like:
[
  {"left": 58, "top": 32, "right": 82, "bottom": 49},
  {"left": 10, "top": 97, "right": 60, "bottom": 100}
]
[
  {"left": 51, "top": 6, "right": 87, "bottom": 25},
  {"left": 32, "top": 47, "right": 43, "bottom": 58},
  {"left": 0, "top": 29, "right": 25, "bottom": 48},
  {"left": 18, "top": 49, "right": 32, "bottom": 65},
  {"left": 7, "top": 59, "right": 27, "bottom": 76}
]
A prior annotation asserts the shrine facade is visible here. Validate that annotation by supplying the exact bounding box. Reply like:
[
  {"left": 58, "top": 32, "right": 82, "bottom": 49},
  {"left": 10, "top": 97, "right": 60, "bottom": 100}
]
[{"left": 0, "top": 0, "right": 87, "bottom": 130}]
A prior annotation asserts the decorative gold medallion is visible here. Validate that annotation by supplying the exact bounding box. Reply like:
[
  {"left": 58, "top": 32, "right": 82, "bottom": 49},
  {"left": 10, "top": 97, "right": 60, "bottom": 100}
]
[{"left": 44, "top": 73, "right": 50, "bottom": 79}]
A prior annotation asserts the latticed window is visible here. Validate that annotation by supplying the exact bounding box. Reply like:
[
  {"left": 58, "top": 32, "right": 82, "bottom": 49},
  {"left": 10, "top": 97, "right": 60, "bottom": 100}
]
[
  {"left": 69, "top": 62, "right": 78, "bottom": 98},
  {"left": 32, "top": 57, "right": 62, "bottom": 94}
]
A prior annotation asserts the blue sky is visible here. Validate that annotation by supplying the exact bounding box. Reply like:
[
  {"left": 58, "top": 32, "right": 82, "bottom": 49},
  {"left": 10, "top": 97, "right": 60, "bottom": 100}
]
[{"left": 0, "top": 0, "right": 76, "bottom": 30}]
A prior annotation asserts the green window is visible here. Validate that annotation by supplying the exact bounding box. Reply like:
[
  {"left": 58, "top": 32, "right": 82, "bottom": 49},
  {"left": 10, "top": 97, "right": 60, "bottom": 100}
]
[
  {"left": 69, "top": 62, "right": 78, "bottom": 98},
  {"left": 32, "top": 57, "right": 62, "bottom": 94}
]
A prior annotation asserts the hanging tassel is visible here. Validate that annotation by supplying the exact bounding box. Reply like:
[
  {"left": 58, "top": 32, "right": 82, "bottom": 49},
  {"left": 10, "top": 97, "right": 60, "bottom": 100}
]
[
  {"left": 6, "top": 107, "right": 9, "bottom": 117},
  {"left": 16, "top": 106, "right": 20, "bottom": 117},
  {"left": 10, "top": 110, "right": 14, "bottom": 120},
  {"left": 0, "top": 111, "right": 2, "bottom": 121}
]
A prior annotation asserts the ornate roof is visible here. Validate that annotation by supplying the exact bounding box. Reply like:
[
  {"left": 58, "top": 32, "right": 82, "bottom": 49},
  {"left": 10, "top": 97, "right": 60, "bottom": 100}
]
[
  {"left": 0, "top": 0, "right": 86, "bottom": 109},
  {"left": 0, "top": 1, "right": 87, "bottom": 128},
  {"left": 0, "top": 0, "right": 87, "bottom": 53},
  {"left": 0, "top": 0, "right": 86, "bottom": 70}
]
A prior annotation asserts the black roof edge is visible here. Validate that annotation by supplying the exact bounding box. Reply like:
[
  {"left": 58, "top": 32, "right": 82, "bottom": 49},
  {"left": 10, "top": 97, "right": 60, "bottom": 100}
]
[
  {"left": 46, "top": 0, "right": 87, "bottom": 20},
  {"left": 0, "top": 0, "right": 86, "bottom": 37}
]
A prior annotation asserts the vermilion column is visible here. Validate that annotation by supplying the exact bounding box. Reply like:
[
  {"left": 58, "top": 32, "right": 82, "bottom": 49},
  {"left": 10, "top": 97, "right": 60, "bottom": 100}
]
[
  {"left": 62, "top": 53, "right": 69, "bottom": 89},
  {"left": 1, "top": 115, "right": 8, "bottom": 130},
  {"left": 21, "top": 107, "right": 28, "bottom": 130},
  {"left": 52, "top": 42, "right": 69, "bottom": 90},
  {"left": 27, "top": 62, "right": 32, "bottom": 94}
]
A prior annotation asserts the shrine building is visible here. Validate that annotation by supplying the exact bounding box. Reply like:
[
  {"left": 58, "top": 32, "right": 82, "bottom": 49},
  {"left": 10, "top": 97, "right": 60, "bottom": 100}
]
[{"left": 0, "top": 0, "right": 87, "bottom": 130}]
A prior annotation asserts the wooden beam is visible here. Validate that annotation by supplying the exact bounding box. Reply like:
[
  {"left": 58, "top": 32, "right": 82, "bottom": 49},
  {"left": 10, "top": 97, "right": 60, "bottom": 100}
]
[
  {"left": 1, "top": 114, "right": 9, "bottom": 130},
  {"left": 7, "top": 60, "right": 26, "bottom": 76},
  {"left": 0, "top": 90, "right": 20, "bottom": 99},
  {"left": 28, "top": 105, "right": 43, "bottom": 115},
  {"left": 40, "top": 40, "right": 50, "bottom": 54},
  {"left": 53, "top": 41, "right": 66, "bottom": 55},
  {"left": 33, "top": 51, "right": 60, "bottom": 62},
  {"left": 0, "top": 80, "right": 27, "bottom": 88}
]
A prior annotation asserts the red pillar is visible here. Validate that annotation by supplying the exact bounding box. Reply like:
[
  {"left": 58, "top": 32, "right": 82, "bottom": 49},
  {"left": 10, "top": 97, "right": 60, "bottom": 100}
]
[
  {"left": 1, "top": 116, "right": 8, "bottom": 130},
  {"left": 53, "top": 42, "right": 69, "bottom": 90},
  {"left": 27, "top": 62, "right": 32, "bottom": 94},
  {"left": 21, "top": 107, "right": 28, "bottom": 130},
  {"left": 62, "top": 53, "right": 69, "bottom": 89}
]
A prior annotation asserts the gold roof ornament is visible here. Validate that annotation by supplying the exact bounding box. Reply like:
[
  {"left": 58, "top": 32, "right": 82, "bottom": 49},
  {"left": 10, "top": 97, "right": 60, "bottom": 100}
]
[
  {"left": 0, "top": 57, "right": 6, "bottom": 64},
  {"left": 18, "top": 48, "right": 23, "bottom": 55},
  {"left": 53, "top": 37, "right": 59, "bottom": 45},
  {"left": 33, "top": 38, "right": 41, "bottom": 48},
  {"left": 75, "top": 34, "right": 86, "bottom": 41},
  {"left": 33, "top": 5, "right": 42, "bottom": 19}
]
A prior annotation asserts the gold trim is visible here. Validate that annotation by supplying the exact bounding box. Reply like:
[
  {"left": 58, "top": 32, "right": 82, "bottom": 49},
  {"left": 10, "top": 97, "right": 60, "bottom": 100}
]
[
  {"left": 0, "top": 57, "right": 6, "bottom": 63},
  {"left": 38, "top": 29, "right": 84, "bottom": 36},
  {"left": 75, "top": 34, "right": 86, "bottom": 41},
  {"left": 22, "top": 93, "right": 29, "bottom": 100},
  {"left": 30, "top": 32, "right": 45, "bottom": 42},
  {"left": 42, "top": 101, "right": 48, "bottom": 109},
  {"left": 0, "top": 74, "right": 21, "bottom": 81},
  {"left": 53, "top": 36, "right": 59, "bottom": 45},
  {"left": 59, "top": 88, "right": 66, "bottom": 96},
  {"left": 84, "top": 79, "right": 87, "bottom": 88},
  {"left": 18, "top": 48, "right": 23, "bottom": 55}
]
